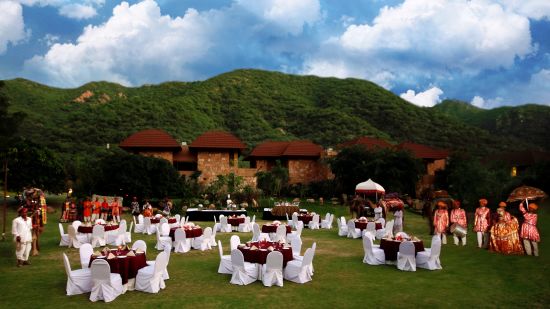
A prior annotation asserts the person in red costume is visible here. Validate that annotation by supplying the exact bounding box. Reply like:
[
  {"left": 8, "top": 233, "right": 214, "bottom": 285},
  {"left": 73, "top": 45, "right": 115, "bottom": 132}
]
[
  {"left": 519, "top": 202, "right": 540, "bottom": 256},
  {"left": 450, "top": 200, "right": 467, "bottom": 246},
  {"left": 433, "top": 201, "right": 449, "bottom": 245},
  {"left": 474, "top": 198, "right": 491, "bottom": 248}
]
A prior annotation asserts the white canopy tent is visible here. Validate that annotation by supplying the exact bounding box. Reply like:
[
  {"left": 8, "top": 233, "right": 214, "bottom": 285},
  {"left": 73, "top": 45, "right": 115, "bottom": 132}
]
[{"left": 355, "top": 179, "right": 385, "bottom": 201}]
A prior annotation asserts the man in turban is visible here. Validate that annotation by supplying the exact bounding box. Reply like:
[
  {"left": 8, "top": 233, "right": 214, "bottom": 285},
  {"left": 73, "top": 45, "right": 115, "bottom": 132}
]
[{"left": 12, "top": 207, "right": 33, "bottom": 267}]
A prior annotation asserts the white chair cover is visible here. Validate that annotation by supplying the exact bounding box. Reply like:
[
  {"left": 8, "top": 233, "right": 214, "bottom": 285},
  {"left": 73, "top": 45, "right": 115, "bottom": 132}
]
[
  {"left": 416, "top": 235, "right": 442, "bottom": 270},
  {"left": 209, "top": 224, "right": 218, "bottom": 247},
  {"left": 213, "top": 215, "right": 220, "bottom": 232},
  {"left": 375, "top": 219, "right": 387, "bottom": 239},
  {"left": 107, "top": 221, "right": 127, "bottom": 246},
  {"left": 132, "top": 240, "right": 147, "bottom": 253},
  {"left": 397, "top": 241, "right": 416, "bottom": 271},
  {"left": 91, "top": 225, "right": 106, "bottom": 248},
  {"left": 251, "top": 223, "right": 261, "bottom": 242},
  {"left": 291, "top": 212, "right": 299, "bottom": 230},
  {"left": 63, "top": 253, "right": 92, "bottom": 295},
  {"left": 79, "top": 243, "right": 93, "bottom": 269},
  {"left": 89, "top": 259, "right": 123, "bottom": 302},
  {"left": 230, "top": 235, "right": 241, "bottom": 251},
  {"left": 283, "top": 247, "right": 314, "bottom": 284},
  {"left": 321, "top": 213, "right": 333, "bottom": 229},
  {"left": 126, "top": 221, "right": 133, "bottom": 243},
  {"left": 229, "top": 249, "right": 258, "bottom": 285},
  {"left": 160, "top": 223, "right": 170, "bottom": 237},
  {"left": 262, "top": 251, "right": 284, "bottom": 287},
  {"left": 59, "top": 223, "right": 70, "bottom": 246},
  {"left": 364, "top": 222, "right": 376, "bottom": 239},
  {"left": 67, "top": 225, "right": 86, "bottom": 248},
  {"left": 143, "top": 217, "right": 156, "bottom": 235},
  {"left": 155, "top": 228, "right": 172, "bottom": 251},
  {"left": 217, "top": 240, "right": 233, "bottom": 274},
  {"left": 72, "top": 220, "right": 82, "bottom": 231},
  {"left": 286, "top": 213, "right": 292, "bottom": 228},
  {"left": 377, "top": 217, "right": 386, "bottom": 228},
  {"left": 384, "top": 220, "right": 395, "bottom": 239},
  {"left": 338, "top": 217, "right": 348, "bottom": 236},
  {"left": 291, "top": 237, "right": 302, "bottom": 259},
  {"left": 273, "top": 224, "right": 287, "bottom": 243},
  {"left": 347, "top": 220, "right": 361, "bottom": 239},
  {"left": 219, "top": 216, "right": 232, "bottom": 233},
  {"left": 193, "top": 227, "right": 212, "bottom": 251},
  {"left": 135, "top": 251, "right": 168, "bottom": 293},
  {"left": 287, "top": 221, "right": 303, "bottom": 245},
  {"left": 249, "top": 215, "right": 256, "bottom": 230},
  {"left": 238, "top": 217, "right": 251, "bottom": 233},
  {"left": 173, "top": 228, "right": 191, "bottom": 253},
  {"left": 308, "top": 214, "right": 320, "bottom": 229},
  {"left": 362, "top": 235, "right": 385, "bottom": 265},
  {"left": 134, "top": 215, "right": 145, "bottom": 233}
]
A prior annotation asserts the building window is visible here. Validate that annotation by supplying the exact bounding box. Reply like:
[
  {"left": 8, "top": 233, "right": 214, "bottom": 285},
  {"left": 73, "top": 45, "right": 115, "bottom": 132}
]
[{"left": 511, "top": 166, "right": 517, "bottom": 177}]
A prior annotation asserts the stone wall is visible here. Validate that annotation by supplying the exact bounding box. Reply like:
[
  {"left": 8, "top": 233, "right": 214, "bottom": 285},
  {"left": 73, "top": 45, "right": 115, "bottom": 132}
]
[
  {"left": 287, "top": 159, "right": 327, "bottom": 184},
  {"left": 197, "top": 151, "right": 232, "bottom": 184}
]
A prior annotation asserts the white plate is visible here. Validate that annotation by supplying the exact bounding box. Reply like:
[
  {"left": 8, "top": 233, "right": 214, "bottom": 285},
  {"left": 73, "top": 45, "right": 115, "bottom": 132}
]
[
  {"left": 97, "top": 256, "right": 105, "bottom": 258},
  {"left": 118, "top": 256, "right": 127, "bottom": 258}
]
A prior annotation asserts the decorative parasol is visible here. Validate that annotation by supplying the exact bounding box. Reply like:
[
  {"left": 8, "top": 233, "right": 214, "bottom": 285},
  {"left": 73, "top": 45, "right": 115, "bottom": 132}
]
[
  {"left": 507, "top": 185, "right": 547, "bottom": 202},
  {"left": 384, "top": 198, "right": 404, "bottom": 209},
  {"left": 355, "top": 179, "right": 385, "bottom": 201}
]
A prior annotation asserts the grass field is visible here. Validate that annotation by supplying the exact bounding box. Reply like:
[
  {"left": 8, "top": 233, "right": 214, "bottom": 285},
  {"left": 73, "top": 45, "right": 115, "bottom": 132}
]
[{"left": 0, "top": 199, "right": 548, "bottom": 308}]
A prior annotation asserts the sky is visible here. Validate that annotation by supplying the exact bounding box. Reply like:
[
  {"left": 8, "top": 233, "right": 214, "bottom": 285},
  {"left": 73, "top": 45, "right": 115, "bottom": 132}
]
[{"left": 1, "top": 0, "right": 549, "bottom": 108}]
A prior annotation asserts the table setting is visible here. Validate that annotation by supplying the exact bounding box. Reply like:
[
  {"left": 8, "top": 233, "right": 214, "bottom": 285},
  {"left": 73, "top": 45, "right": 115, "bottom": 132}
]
[
  {"left": 379, "top": 232, "right": 424, "bottom": 261},
  {"left": 89, "top": 245, "right": 148, "bottom": 290}
]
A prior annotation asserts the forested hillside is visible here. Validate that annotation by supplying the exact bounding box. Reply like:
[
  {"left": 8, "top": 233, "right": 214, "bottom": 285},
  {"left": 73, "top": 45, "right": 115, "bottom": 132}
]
[{"left": 2, "top": 69, "right": 548, "bottom": 163}]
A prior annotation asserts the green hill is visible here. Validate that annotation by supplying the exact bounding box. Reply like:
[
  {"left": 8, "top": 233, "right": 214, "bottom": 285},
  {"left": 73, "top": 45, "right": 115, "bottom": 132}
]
[
  {"left": 1, "top": 70, "right": 548, "bottom": 162},
  {"left": 434, "top": 100, "right": 550, "bottom": 151}
]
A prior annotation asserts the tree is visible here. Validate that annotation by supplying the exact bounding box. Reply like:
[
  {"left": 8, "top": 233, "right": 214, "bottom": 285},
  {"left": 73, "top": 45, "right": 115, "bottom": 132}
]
[
  {"left": 330, "top": 146, "right": 422, "bottom": 196},
  {"left": 7, "top": 140, "right": 65, "bottom": 192},
  {"left": 84, "top": 151, "right": 182, "bottom": 199}
]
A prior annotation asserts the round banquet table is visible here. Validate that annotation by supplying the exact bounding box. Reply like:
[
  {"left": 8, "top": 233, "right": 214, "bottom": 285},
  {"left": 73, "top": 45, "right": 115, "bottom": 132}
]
[
  {"left": 150, "top": 217, "right": 177, "bottom": 224},
  {"left": 89, "top": 249, "right": 147, "bottom": 284},
  {"left": 379, "top": 239, "right": 424, "bottom": 261},
  {"left": 227, "top": 217, "right": 245, "bottom": 227},
  {"left": 261, "top": 224, "right": 292, "bottom": 234},
  {"left": 354, "top": 221, "right": 383, "bottom": 231},
  {"left": 297, "top": 215, "right": 320, "bottom": 225},
  {"left": 77, "top": 224, "right": 119, "bottom": 233},
  {"left": 238, "top": 241, "right": 293, "bottom": 266},
  {"left": 169, "top": 227, "right": 203, "bottom": 241}
]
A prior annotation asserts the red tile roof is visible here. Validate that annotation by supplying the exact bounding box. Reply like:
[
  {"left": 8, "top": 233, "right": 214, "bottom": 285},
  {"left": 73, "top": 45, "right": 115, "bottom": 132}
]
[
  {"left": 249, "top": 140, "right": 323, "bottom": 158},
  {"left": 119, "top": 129, "right": 181, "bottom": 150},
  {"left": 339, "top": 136, "right": 392, "bottom": 150},
  {"left": 396, "top": 142, "right": 449, "bottom": 159},
  {"left": 189, "top": 130, "right": 247, "bottom": 150},
  {"left": 173, "top": 146, "right": 197, "bottom": 162}
]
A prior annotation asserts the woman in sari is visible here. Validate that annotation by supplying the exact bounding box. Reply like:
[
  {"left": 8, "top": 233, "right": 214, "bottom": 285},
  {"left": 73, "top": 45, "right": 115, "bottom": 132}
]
[{"left": 489, "top": 208, "right": 523, "bottom": 255}]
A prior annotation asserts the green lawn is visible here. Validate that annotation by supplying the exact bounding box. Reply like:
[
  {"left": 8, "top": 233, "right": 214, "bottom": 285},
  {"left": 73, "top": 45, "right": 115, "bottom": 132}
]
[{"left": 0, "top": 201, "right": 548, "bottom": 308}]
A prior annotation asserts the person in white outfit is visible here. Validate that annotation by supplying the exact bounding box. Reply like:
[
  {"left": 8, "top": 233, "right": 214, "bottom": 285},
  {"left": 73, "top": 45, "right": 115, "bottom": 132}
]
[
  {"left": 12, "top": 207, "right": 33, "bottom": 267},
  {"left": 393, "top": 206, "right": 403, "bottom": 234}
]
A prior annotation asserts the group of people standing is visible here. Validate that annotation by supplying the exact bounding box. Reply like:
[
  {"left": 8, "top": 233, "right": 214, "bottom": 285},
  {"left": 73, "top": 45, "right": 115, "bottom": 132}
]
[
  {"left": 432, "top": 197, "right": 540, "bottom": 256},
  {"left": 60, "top": 196, "right": 122, "bottom": 223}
]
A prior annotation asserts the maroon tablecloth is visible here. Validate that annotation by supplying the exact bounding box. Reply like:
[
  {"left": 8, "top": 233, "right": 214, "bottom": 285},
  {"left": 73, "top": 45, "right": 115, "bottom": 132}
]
[
  {"left": 298, "top": 215, "right": 321, "bottom": 225},
  {"left": 89, "top": 249, "right": 147, "bottom": 284},
  {"left": 150, "top": 217, "right": 177, "bottom": 224},
  {"left": 227, "top": 217, "right": 245, "bottom": 226},
  {"left": 169, "top": 227, "right": 203, "bottom": 241},
  {"left": 379, "top": 239, "right": 424, "bottom": 261},
  {"left": 261, "top": 224, "right": 292, "bottom": 234},
  {"left": 354, "top": 221, "right": 383, "bottom": 231},
  {"left": 78, "top": 224, "right": 119, "bottom": 234},
  {"left": 238, "top": 241, "right": 293, "bottom": 266}
]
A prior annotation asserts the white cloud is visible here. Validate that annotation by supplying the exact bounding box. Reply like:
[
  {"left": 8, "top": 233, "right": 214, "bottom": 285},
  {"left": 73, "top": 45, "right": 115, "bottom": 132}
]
[
  {"left": 23, "top": 0, "right": 217, "bottom": 86},
  {"left": 0, "top": 1, "right": 27, "bottom": 54},
  {"left": 498, "top": 0, "right": 550, "bottom": 20},
  {"left": 400, "top": 87, "right": 444, "bottom": 107},
  {"left": 59, "top": 4, "right": 97, "bottom": 20},
  {"left": 236, "top": 0, "right": 321, "bottom": 35},
  {"left": 303, "top": 0, "right": 534, "bottom": 88},
  {"left": 40, "top": 33, "right": 60, "bottom": 46},
  {"left": 471, "top": 95, "right": 486, "bottom": 108}
]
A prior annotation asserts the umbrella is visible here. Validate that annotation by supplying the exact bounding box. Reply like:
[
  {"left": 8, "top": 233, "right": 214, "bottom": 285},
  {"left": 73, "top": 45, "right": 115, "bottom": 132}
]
[
  {"left": 507, "top": 185, "right": 547, "bottom": 202},
  {"left": 355, "top": 179, "right": 385, "bottom": 201},
  {"left": 355, "top": 179, "right": 385, "bottom": 195},
  {"left": 384, "top": 198, "right": 404, "bottom": 209}
]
